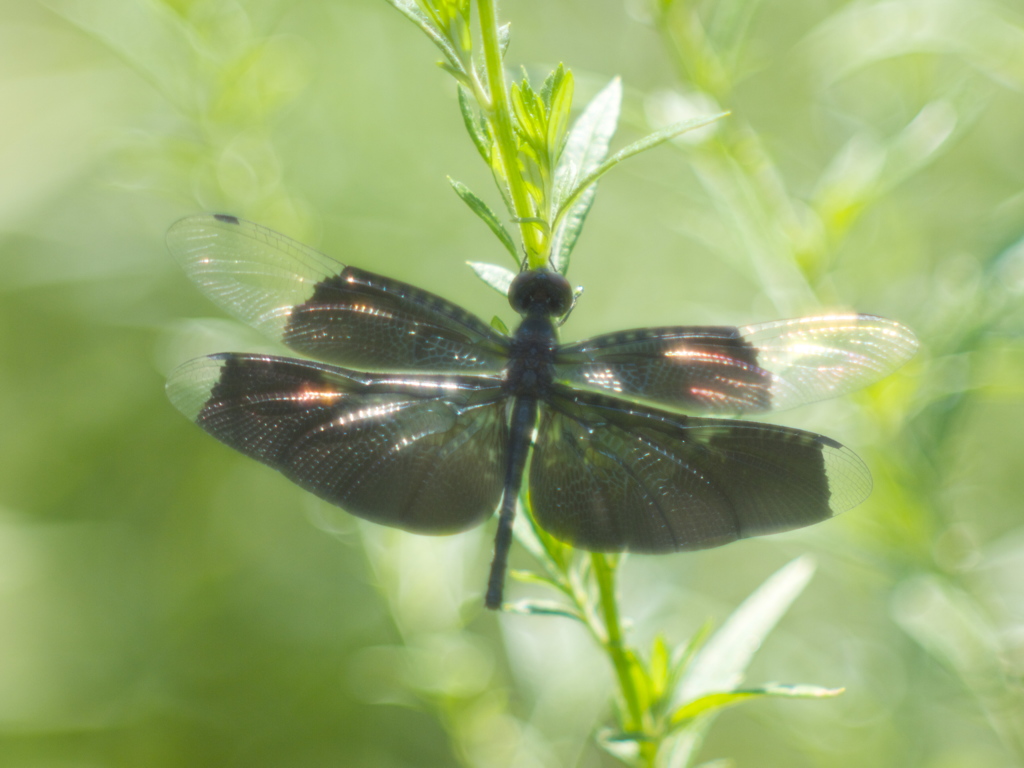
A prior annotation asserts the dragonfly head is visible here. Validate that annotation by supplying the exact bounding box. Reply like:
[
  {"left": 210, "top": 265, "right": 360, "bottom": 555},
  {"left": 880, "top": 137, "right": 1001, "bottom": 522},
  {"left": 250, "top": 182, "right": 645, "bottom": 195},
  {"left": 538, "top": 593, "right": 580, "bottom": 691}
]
[{"left": 508, "top": 269, "right": 573, "bottom": 318}]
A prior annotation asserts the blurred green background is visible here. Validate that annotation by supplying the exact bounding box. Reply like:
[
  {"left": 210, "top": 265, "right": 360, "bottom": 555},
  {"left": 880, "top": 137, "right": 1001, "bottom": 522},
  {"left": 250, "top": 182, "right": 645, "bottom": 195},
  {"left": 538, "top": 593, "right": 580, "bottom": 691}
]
[{"left": 3, "top": 0, "right": 1024, "bottom": 766}]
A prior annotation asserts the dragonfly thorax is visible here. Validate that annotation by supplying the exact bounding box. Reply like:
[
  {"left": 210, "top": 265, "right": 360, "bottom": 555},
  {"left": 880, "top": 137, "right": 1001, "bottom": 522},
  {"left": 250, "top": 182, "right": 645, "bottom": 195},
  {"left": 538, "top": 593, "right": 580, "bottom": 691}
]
[
  {"left": 505, "top": 313, "right": 559, "bottom": 397},
  {"left": 509, "top": 269, "right": 572, "bottom": 318}
]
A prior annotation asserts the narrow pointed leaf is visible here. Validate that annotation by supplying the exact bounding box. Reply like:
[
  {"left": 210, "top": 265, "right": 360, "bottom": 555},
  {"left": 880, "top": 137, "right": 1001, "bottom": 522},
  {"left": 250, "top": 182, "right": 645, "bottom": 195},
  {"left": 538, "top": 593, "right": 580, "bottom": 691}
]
[
  {"left": 507, "top": 599, "right": 585, "bottom": 622},
  {"left": 761, "top": 683, "right": 845, "bottom": 697},
  {"left": 548, "top": 183, "right": 593, "bottom": 275},
  {"left": 439, "top": 61, "right": 472, "bottom": 88},
  {"left": 674, "top": 557, "right": 816, "bottom": 705},
  {"left": 695, "top": 759, "right": 734, "bottom": 768},
  {"left": 511, "top": 501, "right": 551, "bottom": 561},
  {"left": 510, "top": 82, "right": 533, "bottom": 133},
  {"left": 626, "top": 648, "right": 653, "bottom": 714},
  {"left": 671, "top": 692, "right": 759, "bottom": 724},
  {"left": 546, "top": 69, "right": 575, "bottom": 158},
  {"left": 467, "top": 261, "right": 516, "bottom": 297},
  {"left": 670, "top": 683, "right": 841, "bottom": 727},
  {"left": 555, "top": 112, "right": 730, "bottom": 235},
  {"left": 521, "top": 500, "right": 573, "bottom": 571},
  {"left": 597, "top": 729, "right": 642, "bottom": 763},
  {"left": 498, "top": 22, "right": 511, "bottom": 57},
  {"left": 675, "top": 620, "right": 714, "bottom": 678},
  {"left": 659, "top": 561, "right": 817, "bottom": 768},
  {"left": 540, "top": 63, "right": 566, "bottom": 107},
  {"left": 449, "top": 178, "right": 519, "bottom": 259},
  {"left": 555, "top": 77, "right": 622, "bottom": 204},
  {"left": 507, "top": 569, "right": 569, "bottom": 594},
  {"left": 458, "top": 86, "right": 491, "bottom": 162},
  {"left": 489, "top": 156, "right": 516, "bottom": 217},
  {"left": 384, "top": 0, "right": 464, "bottom": 74},
  {"left": 548, "top": 77, "right": 622, "bottom": 272},
  {"left": 649, "top": 634, "right": 670, "bottom": 703},
  {"left": 489, "top": 314, "right": 510, "bottom": 335}
]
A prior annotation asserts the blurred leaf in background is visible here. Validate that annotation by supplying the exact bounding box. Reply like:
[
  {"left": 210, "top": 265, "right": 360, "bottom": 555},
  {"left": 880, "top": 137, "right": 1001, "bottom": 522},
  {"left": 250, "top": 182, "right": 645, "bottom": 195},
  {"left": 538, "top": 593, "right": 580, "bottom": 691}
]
[{"left": 1, "top": 0, "right": 1024, "bottom": 766}]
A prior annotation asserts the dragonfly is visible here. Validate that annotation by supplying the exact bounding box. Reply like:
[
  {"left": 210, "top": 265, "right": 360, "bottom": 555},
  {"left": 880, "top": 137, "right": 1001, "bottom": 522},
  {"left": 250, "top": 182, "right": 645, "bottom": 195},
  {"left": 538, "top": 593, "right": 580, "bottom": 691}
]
[{"left": 166, "top": 214, "right": 918, "bottom": 609}]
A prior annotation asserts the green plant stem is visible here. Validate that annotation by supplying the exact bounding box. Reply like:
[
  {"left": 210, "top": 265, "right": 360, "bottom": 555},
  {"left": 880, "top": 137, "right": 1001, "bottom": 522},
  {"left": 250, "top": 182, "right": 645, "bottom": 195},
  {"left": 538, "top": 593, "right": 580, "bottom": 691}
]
[
  {"left": 476, "top": 0, "right": 545, "bottom": 265},
  {"left": 592, "top": 554, "right": 645, "bottom": 734}
]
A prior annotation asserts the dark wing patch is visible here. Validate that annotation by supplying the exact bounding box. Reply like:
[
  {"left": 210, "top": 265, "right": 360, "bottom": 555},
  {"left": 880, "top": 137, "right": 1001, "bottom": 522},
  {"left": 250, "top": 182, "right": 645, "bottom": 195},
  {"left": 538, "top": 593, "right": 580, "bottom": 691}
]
[
  {"left": 554, "top": 315, "right": 918, "bottom": 414},
  {"left": 556, "top": 326, "right": 769, "bottom": 413},
  {"left": 529, "top": 386, "right": 870, "bottom": 553},
  {"left": 285, "top": 266, "right": 509, "bottom": 371},
  {"left": 167, "top": 354, "right": 508, "bottom": 534},
  {"left": 167, "top": 215, "right": 510, "bottom": 372}
]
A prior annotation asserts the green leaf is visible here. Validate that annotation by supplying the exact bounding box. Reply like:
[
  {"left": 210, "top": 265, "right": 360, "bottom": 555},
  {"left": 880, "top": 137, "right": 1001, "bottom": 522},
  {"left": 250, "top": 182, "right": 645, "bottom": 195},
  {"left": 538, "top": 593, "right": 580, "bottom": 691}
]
[
  {"left": 674, "top": 557, "right": 816, "bottom": 705},
  {"left": 521, "top": 500, "right": 573, "bottom": 572},
  {"left": 507, "top": 599, "right": 585, "bottom": 623},
  {"left": 497, "top": 21, "right": 511, "bottom": 58},
  {"left": 457, "top": 85, "right": 491, "bottom": 161},
  {"left": 488, "top": 155, "right": 516, "bottom": 217},
  {"left": 596, "top": 729, "right": 642, "bottom": 763},
  {"left": 549, "top": 77, "right": 622, "bottom": 273},
  {"left": 466, "top": 261, "right": 516, "bottom": 297},
  {"left": 694, "top": 760, "right": 734, "bottom": 768},
  {"left": 489, "top": 315, "right": 509, "bottom": 335},
  {"left": 558, "top": 77, "right": 621, "bottom": 192},
  {"left": 669, "top": 683, "right": 842, "bottom": 727},
  {"left": 384, "top": 0, "right": 465, "bottom": 75},
  {"left": 513, "top": 495, "right": 563, "bottom": 568},
  {"left": 626, "top": 648, "right": 653, "bottom": 714},
  {"left": 549, "top": 187, "right": 592, "bottom": 274},
  {"left": 510, "top": 80, "right": 538, "bottom": 137},
  {"left": 892, "top": 573, "right": 1003, "bottom": 678},
  {"left": 438, "top": 61, "right": 471, "bottom": 89},
  {"left": 762, "top": 683, "right": 844, "bottom": 698},
  {"left": 554, "top": 111, "right": 730, "bottom": 237},
  {"left": 675, "top": 620, "right": 714, "bottom": 679},
  {"left": 649, "top": 634, "right": 670, "bottom": 703},
  {"left": 507, "top": 568, "right": 570, "bottom": 594},
  {"left": 448, "top": 177, "right": 519, "bottom": 259},
  {"left": 540, "top": 63, "right": 570, "bottom": 115},
  {"left": 671, "top": 692, "right": 759, "bottom": 724},
  {"left": 569, "top": 550, "right": 594, "bottom": 589},
  {"left": 546, "top": 68, "right": 575, "bottom": 161},
  {"left": 658, "top": 559, "right": 816, "bottom": 767},
  {"left": 448, "top": 0, "right": 473, "bottom": 54}
]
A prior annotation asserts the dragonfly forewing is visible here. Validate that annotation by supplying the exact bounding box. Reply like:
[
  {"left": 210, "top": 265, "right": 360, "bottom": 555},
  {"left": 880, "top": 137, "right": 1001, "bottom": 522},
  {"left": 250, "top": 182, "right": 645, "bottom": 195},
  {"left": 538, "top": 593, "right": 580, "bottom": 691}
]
[
  {"left": 167, "top": 215, "right": 510, "bottom": 373},
  {"left": 554, "top": 314, "right": 918, "bottom": 414}
]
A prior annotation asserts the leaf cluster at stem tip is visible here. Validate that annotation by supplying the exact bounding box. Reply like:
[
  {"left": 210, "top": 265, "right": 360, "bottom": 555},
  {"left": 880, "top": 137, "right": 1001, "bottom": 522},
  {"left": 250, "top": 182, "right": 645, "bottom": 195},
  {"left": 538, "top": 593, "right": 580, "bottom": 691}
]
[{"left": 386, "top": 0, "right": 727, "bottom": 289}]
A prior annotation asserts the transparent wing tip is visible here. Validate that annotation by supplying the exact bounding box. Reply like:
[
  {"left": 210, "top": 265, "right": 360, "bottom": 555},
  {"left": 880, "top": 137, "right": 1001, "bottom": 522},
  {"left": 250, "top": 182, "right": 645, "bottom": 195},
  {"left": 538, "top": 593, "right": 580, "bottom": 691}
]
[
  {"left": 166, "top": 355, "right": 228, "bottom": 421},
  {"left": 822, "top": 441, "right": 873, "bottom": 515}
]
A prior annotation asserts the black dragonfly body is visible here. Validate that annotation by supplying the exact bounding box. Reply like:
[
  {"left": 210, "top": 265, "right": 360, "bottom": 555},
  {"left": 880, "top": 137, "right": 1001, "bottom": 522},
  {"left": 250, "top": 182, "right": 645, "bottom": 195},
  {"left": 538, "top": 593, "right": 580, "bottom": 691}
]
[{"left": 166, "top": 214, "right": 918, "bottom": 608}]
